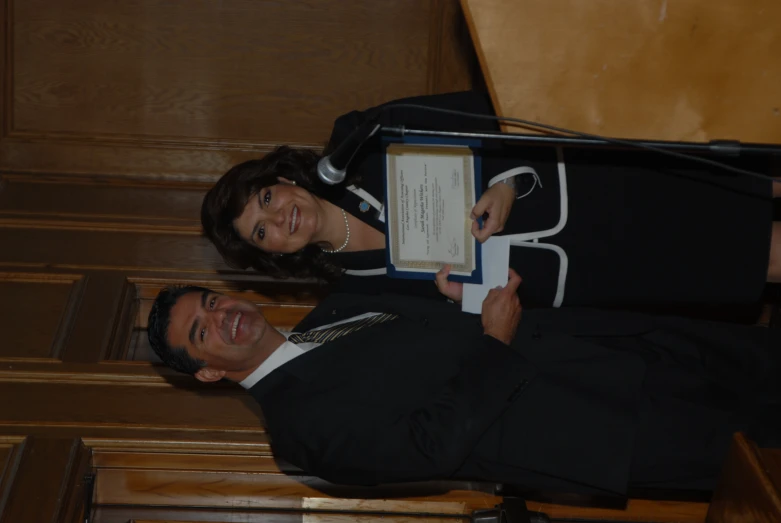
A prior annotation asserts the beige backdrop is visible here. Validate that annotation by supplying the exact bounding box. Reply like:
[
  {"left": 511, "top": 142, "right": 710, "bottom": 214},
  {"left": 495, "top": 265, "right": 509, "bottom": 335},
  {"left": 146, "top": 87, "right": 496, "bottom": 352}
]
[{"left": 463, "top": 0, "right": 781, "bottom": 143}]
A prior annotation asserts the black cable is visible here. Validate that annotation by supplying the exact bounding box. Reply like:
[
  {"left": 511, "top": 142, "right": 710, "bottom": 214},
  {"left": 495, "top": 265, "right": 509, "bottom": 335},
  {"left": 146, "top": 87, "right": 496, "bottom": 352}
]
[{"left": 390, "top": 103, "right": 780, "bottom": 184}]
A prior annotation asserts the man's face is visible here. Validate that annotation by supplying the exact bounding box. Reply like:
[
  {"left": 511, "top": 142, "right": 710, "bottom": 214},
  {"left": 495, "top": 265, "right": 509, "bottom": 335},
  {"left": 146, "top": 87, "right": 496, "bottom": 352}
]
[{"left": 167, "top": 290, "right": 270, "bottom": 379}]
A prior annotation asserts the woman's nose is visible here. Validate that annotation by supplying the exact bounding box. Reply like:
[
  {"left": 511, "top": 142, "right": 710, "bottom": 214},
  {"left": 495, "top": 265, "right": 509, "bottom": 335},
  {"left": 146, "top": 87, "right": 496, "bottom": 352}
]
[{"left": 272, "top": 207, "right": 286, "bottom": 226}]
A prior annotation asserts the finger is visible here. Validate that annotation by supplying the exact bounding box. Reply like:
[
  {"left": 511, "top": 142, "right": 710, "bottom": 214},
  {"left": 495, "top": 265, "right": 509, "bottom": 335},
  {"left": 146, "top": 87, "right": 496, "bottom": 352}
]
[
  {"left": 434, "top": 269, "right": 447, "bottom": 292},
  {"left": 504, "top": 269, "right": 523, "bottom": 293},
  {"left": 471, "top": 220, "right": 487, "bottom": 242},
  {"left": 473, "top": 217, "right": 497, "bottom": 243},
  {"left": 434, "top": 265, "right": 449, "bottom": 290},
  {"left": 471, "top": 196, "right": 491, "bottom": 220},
  {"left": 480, "top": 215, "right": 500, "bottom": 237},
  {"left": 446, "top": 281, "right": 465, "bottom": 301}
]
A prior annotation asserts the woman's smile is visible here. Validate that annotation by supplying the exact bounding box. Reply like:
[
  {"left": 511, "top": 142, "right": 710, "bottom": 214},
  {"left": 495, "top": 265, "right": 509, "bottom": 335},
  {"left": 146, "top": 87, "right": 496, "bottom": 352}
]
[{"left": 289, "top": 205, "right": 300, "bottom": 235}]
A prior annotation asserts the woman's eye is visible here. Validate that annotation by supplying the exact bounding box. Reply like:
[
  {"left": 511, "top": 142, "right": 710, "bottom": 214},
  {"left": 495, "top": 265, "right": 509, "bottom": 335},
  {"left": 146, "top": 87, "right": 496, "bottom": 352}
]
[
  {"left": 264, "top": 190, "right": 271, "bottom": 206},
  {"left": 200, "top": 328, "right": 206, "bottom": 342},
  {"left": 258, "top": 226, "right": 265, "bottom": 241},
  {"left": 209, "top": 297, "right": 216, "bottom": 310}
]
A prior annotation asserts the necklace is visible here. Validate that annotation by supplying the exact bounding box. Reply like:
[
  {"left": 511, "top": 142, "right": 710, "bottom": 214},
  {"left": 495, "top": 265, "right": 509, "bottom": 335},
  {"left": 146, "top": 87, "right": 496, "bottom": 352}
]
[{"left": 321, "top": 209, "right": 350, "bottom": 253}]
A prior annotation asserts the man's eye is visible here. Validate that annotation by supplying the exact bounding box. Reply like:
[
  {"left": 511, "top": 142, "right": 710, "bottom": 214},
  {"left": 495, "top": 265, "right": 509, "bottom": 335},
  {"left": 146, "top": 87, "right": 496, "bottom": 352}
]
[
  {"left": 200, "top": 328, "right": 206, "bottom": 342},
  {"left": 264, "top": 190, "right": 271, "bottom": 206},
  {"left": 258, "top": 226, "right": 265, "bottom": 241}
]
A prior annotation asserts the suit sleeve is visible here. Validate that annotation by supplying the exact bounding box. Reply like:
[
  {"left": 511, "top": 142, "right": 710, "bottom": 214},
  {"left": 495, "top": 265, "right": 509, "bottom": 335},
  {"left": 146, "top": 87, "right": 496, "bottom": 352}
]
[
  {"left": 268, "top": 334, "right": 536, "bottom": 486},
  {"left": 324, "top": 91, "right": 499, "bottom": 154}
]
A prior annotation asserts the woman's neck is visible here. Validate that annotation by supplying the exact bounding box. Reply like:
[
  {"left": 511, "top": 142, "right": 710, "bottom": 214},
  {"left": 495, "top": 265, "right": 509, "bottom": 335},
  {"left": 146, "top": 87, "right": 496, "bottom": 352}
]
[
  {"left": 313, "top": 198, "right": 350, "bottom": 250},
  {"left": 314, "top": 198, "right": 385, "bottom": 252}
]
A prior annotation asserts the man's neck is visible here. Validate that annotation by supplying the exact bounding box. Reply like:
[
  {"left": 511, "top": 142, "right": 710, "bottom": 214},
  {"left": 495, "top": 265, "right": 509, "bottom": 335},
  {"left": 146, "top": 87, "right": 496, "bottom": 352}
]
[{"left": 226, "top": 330, "right": 286, "bottom": 383}]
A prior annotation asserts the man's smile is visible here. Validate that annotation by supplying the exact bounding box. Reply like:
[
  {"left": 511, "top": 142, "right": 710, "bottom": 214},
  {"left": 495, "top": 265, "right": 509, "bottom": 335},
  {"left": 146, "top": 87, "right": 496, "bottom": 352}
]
[{"left": 231, "top": 311, "right": 242, "bottom": 341}]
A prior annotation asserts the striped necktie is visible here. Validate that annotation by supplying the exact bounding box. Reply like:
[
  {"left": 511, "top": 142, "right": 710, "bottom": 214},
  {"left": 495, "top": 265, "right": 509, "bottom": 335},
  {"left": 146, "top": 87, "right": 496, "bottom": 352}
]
[{"left": 288, "top": 313, "right": 398, "bottom": 344}]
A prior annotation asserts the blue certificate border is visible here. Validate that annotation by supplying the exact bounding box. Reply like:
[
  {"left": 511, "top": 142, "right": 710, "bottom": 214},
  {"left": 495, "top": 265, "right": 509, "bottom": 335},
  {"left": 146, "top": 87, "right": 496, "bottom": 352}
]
[{"left": 382, "top": 135, "right": 483, "bottom": 284}]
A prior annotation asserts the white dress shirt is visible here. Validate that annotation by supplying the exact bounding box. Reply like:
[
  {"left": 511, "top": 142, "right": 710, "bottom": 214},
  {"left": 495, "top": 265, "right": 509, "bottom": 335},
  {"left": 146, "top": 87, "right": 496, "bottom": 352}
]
[{"left": 240, "top": 312, "right": 381, "bottom": 389}]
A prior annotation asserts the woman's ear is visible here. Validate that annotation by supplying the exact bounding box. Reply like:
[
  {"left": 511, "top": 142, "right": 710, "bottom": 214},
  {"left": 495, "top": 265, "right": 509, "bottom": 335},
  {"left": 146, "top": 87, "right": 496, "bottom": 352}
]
[
  {"left": 276, "top": 177, "right": 296, "bottom": 186},
  {"left": 194, "top": 367, "right": 226, "bottom": 383}
]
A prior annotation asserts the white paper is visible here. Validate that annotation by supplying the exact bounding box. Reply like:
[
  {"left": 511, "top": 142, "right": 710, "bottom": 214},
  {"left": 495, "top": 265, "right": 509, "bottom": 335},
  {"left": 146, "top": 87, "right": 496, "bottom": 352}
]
[{"left": 461, "top": 237, "right": 511, "bottom": 314}]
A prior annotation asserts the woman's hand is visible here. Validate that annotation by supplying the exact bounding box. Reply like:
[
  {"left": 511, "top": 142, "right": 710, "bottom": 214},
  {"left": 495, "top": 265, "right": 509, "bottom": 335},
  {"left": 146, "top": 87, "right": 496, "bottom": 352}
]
[
  {"left": 471, "top": 182, "right": 514, "bottom": 243},
  {"left": 435, "top": 264, "right": 464, "bottom": 302}
]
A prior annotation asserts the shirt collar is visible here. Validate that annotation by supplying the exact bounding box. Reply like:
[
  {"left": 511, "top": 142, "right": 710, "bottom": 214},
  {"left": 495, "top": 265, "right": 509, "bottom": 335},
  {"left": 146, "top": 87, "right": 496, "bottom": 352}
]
[{"left": 239, "top": 340, "right": 304, "bottom": 389}]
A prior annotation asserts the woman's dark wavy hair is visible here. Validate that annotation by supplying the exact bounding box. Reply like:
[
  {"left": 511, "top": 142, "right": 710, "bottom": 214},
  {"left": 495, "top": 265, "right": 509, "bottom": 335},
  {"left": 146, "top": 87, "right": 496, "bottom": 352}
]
[{"left": 202, "top": 146, "right": 349, "bottom": 281}]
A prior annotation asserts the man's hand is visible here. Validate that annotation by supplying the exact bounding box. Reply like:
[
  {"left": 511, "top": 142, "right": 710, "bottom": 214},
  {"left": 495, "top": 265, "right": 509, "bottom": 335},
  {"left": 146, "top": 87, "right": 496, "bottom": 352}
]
[
  {"left": 435, "top": 264, "right": 464, "bottom": 302},
  {"left": 481, "top": 269, "right": 522, "bottom": 344},
  {"left": 471, "top": 182, "right": 514, "bottom": 243}
]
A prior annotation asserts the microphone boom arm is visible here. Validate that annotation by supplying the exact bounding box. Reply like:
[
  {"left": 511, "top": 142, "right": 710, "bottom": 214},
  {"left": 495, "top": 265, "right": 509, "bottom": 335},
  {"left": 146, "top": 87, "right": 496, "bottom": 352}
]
[{"left": 381, "top": 126, "right": 781, "bottom": 157}]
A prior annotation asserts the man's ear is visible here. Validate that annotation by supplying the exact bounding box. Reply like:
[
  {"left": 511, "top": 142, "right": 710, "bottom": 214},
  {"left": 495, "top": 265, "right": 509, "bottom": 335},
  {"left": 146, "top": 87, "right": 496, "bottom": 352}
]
[
  {"left": 194, "top": 367, "right": 226, "bottom": 383},
  {"left": 276, "top": 177, "right": 296, "bottom": 186}
]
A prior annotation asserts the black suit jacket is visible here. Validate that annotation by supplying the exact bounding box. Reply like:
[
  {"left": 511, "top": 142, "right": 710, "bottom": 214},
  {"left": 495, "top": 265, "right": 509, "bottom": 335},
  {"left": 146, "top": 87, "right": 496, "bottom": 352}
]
[
  {"left": 319, "top": 91, "right": 773, "bottom": 308},
  {"left": 248, "top": 292, "right": 672, "bottom": 495}
]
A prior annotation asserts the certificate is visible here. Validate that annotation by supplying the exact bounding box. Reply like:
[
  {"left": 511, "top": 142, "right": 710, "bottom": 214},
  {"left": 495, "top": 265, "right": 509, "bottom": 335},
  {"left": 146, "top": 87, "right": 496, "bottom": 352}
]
[{"left": 384, "top": 142, "right": 482, "bottom": 282}]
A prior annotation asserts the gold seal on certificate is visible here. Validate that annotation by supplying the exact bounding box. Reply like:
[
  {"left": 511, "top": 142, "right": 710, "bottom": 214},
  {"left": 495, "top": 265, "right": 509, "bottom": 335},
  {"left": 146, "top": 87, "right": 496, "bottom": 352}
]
[{"left": 385, "top": 143, "right": 481, "bottom": 281}]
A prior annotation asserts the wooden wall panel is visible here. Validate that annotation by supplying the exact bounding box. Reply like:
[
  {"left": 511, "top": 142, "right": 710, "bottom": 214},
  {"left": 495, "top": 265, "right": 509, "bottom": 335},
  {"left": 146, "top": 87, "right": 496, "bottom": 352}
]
[
  {"left": 93, "top": 452, "right": 494, "bottom": 514},
  {"left": 88, "top": 444, "right": 499, "bottom": 519},
  {"left": 61, "top": 273, "right": 135, "bottom": 363},
  {"left": 95, "top": 511, "right": 459, "bottom": 523},
  {"left": 0, "top": 436, "right": 25, "bottom": 520},
  {"left": 0, "top": 274, "right": 81, "bottom": 360},
  {"left": 0, "top": 229, "right": 227, "bottom": 271},
  {"left": 0, "top": 142, "right": 264, "bottom": 182},
  {"left": 13, "top": 0, "right": 430, "bottom": 142},
  {"left": 0, "top": 437, "right": 90, "bottom": 523},
  {"left": 86, "top": 444, "right": 708, "bottom": 523},
  {"left": 98, "top": 512, "right": 460, "bottom": 523},
  {"left": 0, "top": 381, "right": 265, "bottom": 432},
  {"left": 2, "top": 0, "right": 479, "bottom": 180},
  {"left": 0, "top": 175, "right": 206, "bottom": 232},
  {"left": 0, "top": 0, "right": 492, "bottom": 519}
]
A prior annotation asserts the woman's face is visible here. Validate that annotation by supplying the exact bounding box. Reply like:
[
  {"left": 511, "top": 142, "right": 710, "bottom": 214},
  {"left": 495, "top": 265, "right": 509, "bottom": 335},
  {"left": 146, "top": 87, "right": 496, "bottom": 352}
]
[{"left": 233, "top": 179, "right": 323, "bottom": 254}]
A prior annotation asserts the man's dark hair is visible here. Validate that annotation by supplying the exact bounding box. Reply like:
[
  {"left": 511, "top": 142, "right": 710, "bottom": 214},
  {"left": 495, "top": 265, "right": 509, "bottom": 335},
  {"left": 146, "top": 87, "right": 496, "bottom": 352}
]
[
  {"left": 147, "top": 285, "right": 212, "bottom": 375},
  {"left": 200, "top": 145, "right": 348, "bottom": 282}
]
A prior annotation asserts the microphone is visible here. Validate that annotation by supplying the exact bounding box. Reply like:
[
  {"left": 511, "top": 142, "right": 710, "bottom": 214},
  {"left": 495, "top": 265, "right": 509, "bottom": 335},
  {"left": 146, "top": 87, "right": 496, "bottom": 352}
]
[{"left": 318, "top": 113, "right": 382, "bottom": 185}]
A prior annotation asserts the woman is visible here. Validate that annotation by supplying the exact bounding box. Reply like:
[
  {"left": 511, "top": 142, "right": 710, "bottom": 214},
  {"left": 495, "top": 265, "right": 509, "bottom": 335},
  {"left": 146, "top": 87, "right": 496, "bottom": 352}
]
[{"left": 202, "top": 91, "right": 781, "bottom": 308}]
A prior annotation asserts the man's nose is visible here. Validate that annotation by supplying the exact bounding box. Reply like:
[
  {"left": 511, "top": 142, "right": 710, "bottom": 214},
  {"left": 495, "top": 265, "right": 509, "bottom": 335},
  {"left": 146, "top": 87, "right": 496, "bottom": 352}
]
[{"left": 208, "top": 308, "right": 226, "bottom": 329}]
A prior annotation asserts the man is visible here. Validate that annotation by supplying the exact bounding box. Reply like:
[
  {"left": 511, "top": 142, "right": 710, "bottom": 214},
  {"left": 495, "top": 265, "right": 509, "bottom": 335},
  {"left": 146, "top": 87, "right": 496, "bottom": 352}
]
[{"left": 148, "top": 271, "right": 780, "bottom": 495}]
